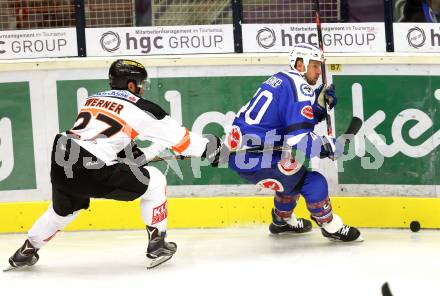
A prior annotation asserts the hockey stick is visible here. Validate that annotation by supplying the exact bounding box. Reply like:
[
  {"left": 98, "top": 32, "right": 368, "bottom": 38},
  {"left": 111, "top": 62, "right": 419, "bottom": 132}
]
[
  {"left": 381, "top": 282, "right": 393, "bottom": 296},
  {"left": 342, "top": 116, "right": 362, "bottom": 145},
  {"left": 147, "top": 117, "right": 363, "bottom": 164},
  {"left": 314, "top": 0, "right": 333, "bottom": 137}
]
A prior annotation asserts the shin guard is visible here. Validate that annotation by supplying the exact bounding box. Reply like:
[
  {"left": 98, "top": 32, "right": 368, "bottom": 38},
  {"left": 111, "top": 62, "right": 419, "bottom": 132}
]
[
  {"left": 28, "top": 205, "right": 79, "bottom": 249},
  {"left": 140, "top": 166, "right": 168, "bottom": 233},
  {"left": 274, "top": 193, "right": 300, "bottom": 219},
  {"left": 306, "top": 196, "right": 334, "bottom": 225}
]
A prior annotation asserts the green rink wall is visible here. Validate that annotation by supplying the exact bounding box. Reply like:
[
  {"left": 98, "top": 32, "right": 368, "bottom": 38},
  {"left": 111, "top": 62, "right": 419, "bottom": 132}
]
[{"left": 0, "top": 53, "right": 438, "bottom": 231}]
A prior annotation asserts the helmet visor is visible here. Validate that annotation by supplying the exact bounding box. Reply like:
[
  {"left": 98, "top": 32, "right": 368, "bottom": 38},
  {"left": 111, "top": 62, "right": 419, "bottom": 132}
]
[{"left": 139, "top": 78, "right": 151, "bottom": 92}]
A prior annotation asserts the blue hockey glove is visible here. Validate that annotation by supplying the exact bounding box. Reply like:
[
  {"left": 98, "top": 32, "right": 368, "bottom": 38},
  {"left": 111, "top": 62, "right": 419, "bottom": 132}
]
[
  {"left": 313, "top": 84, "right": 326, "bottom": 122},
  {"left": 325, "top": 84, "right": 338, "bottom": 110},
  {"left": 315, "top": 84, "right": 338, "bottom": 111}
]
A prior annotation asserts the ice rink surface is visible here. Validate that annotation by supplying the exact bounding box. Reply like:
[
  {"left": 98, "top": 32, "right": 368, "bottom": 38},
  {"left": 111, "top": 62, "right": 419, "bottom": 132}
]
[{"left": 1, "top": 227, "right": 438, "bottom": 296}]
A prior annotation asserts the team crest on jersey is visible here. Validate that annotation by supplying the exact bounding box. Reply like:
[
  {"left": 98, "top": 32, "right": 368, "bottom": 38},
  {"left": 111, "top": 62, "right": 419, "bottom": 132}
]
[
  {"left": 151, "top": 201, "right": 168, "bottom": 224},
  {"left": 301, "top": 106, "right": 314, "bottom": 120},
  {"left": 226, "top": 126, "right": 242, "bottom": 151},
  {"left": 277, "top": 158, "right": 302, "bottom": 175},
  {"left": 299, "top": 83, "right": 314, "bottom": 97},
  {"left": 256, "top": 179, "right": 284, "bottom": 192}
]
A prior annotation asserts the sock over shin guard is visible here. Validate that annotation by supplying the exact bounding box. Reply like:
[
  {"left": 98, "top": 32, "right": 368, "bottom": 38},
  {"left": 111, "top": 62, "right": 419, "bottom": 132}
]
[
  {"left": 299, "top": 171, "right": 334, "bottom": 224},
  {"left": 274, "top": 193, "right": 300, "bottom": 219},
  {"left": 140, "top": 166, "right": 168, "bottom": 234},
  {"left": 28, "top": 205, "right": 79, "bottom": 249},
  {"left": 307, "top": 196, "right": 334, "bottom": 225}
]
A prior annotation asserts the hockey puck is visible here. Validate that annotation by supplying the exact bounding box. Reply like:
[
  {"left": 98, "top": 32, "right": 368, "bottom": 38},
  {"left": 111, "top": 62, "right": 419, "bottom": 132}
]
[{"left": 410, "top": 221, "right": 420, "bottom": 232}]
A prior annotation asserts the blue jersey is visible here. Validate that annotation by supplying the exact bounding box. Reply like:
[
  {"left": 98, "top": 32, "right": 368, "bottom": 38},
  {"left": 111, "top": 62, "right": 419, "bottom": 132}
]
[{"left": 228, "top": 70, "right": 319, "bottom": 172}]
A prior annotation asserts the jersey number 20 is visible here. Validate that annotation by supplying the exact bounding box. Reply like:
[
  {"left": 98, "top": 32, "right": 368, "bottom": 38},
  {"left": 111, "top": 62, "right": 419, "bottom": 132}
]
[{"left": 236, "top": 88, "right": 273, "bottom": 125}]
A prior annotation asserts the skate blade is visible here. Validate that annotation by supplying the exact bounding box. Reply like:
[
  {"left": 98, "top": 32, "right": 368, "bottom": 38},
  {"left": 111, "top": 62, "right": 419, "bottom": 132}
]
[
  {"left": 3, "top": 265, "right": 16, "bottom": 272},
  {"left": 269, "top": 229, "right": 312, "bottom": 236},
  {"left": 3, "top": 265, "right": 26, "bottom": 272},
  {"left": 146, "top": 255, "right": 173, "bottom": 269},
  {"left": 356, "top": 235, "right": 364, "bottom": 242},
  {"left": 326, "top": 235, "right": 364, "bottom": 243}
]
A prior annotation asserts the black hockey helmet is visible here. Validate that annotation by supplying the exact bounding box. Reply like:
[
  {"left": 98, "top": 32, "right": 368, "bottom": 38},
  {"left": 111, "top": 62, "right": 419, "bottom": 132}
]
[{"left": 109, "top": 59, "right": 148, "bottom": 90}]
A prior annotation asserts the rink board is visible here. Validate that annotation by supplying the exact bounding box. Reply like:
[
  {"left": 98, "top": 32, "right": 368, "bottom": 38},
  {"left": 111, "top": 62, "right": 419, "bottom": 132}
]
[
  {"left": 0, "top": 196, "right": 439, "bottom": 233},
  {"left": 0, "top": 54, "right": 439, "bottom": 202},
  {"left": 0, "top": 55, "right": 439, "bottom": 233}
]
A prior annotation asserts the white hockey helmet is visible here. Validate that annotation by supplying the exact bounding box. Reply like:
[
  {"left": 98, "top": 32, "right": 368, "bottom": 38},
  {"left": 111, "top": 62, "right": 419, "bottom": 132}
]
[{"left": 289, "top": 43, "right": 324, "bottom": 74}]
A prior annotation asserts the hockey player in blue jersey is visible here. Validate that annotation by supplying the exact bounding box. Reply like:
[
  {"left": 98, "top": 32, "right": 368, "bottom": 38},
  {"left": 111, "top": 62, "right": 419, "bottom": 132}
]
[{"left": 227, "top": 43, "right": 362, "bottom": 242}]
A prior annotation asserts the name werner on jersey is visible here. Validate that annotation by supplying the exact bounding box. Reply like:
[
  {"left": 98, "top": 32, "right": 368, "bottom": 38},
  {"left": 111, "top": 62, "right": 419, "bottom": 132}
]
[{"left": 84, "top": 98, "right": 124, "bottom": 114}]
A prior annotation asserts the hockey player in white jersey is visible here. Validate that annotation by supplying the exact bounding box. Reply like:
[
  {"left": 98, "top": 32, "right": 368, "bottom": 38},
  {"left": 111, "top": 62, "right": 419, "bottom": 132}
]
[{"left": 5, "top": 59, "right": 223, "bottom": 270}]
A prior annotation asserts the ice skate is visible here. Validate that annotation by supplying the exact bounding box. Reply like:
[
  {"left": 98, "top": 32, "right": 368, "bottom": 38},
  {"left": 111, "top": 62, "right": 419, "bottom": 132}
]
[
  {"left": 146, "top": 227, "right": 177, "bottom": 269},
  {"left": 4, "top": 239, "right": 39, "bottom": 272},
  {"left": 312, "top": 215, "right": 363, "bottom": 242},
  {"left": 320, "top": 224, "right": 363, "bottom": 242},
  {"left": 269, "top": 208, "right": 312, "bottom": 235}
]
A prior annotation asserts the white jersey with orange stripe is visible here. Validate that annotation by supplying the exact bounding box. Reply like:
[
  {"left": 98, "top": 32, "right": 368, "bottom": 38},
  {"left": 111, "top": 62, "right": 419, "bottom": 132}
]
[{"left": 67, "top": 90, "right": 208, "bottom": 165}]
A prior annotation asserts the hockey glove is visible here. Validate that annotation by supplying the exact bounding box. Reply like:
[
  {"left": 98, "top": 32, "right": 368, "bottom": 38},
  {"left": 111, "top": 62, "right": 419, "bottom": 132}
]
[
  {"left": 316, "top": 84, "right": 338, "bottom": 110},
  {"left": 202, "top": 134, "right": 229, "bottom": 167},
  {"left": 319, "top": 135, "right": 343, "bottom": 161},
  {"left": 313, "top": 84, "right": 338, "bottom": 123},
  {"left": 325, "top": 84, "right": 338, "bottom": 110}
]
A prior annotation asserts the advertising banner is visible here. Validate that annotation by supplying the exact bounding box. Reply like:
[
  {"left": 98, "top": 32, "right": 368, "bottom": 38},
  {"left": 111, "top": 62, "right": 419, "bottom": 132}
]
[
  {"left": 56, "top": 74, "right": 439, "bottom": 187},
  {"left": 394, "top": 23, "right": 440, "bottom": 52},
  {"left": 0, "top": 28, "right": 77, "bottom": 59},
  {"left": 0, "top": 62, "right": 438, "bottom": 201},
  {"left": 333, "top": 74, "right": 440, "bottom": 185},
  {"left": 86, "top": 25, "right": 235, "bottom": 56},
  {"left": 242, "top": 23, "right": 386, "bottom": 53},
  {"left": 0, "top": 82, "right": 36, "bottom": 190}
]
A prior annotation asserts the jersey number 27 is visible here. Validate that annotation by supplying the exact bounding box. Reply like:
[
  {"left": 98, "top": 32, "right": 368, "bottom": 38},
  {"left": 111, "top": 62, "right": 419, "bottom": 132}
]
[{"left": 68, "top": 110, "right": 123, "bottom": 140}]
